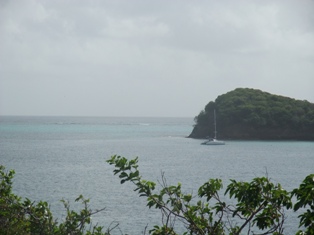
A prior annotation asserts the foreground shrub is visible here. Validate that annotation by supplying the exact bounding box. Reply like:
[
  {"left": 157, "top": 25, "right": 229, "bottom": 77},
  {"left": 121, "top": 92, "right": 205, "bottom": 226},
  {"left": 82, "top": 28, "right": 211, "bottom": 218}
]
[
  {"left": 107, "top": 155, "right": 314, "bottom": 235},
  {"left": 1, "top": 156, "right": 314, "bottom": 234},
  {"left": 0, "top": 165, "right": 108, "bottom": 235}
]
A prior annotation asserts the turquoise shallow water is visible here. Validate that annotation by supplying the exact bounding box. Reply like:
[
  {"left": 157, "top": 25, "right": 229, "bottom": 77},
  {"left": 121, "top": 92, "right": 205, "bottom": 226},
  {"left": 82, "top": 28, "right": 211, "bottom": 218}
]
[{"left": 0, "top": 116, "right": 313, "bottom": 234}]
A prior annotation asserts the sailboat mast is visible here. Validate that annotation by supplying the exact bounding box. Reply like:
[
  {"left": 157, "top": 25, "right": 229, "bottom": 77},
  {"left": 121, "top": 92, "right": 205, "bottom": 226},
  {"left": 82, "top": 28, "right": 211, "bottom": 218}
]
[{"left": 214, "top": 109, "right": 217, "bottom": 139}]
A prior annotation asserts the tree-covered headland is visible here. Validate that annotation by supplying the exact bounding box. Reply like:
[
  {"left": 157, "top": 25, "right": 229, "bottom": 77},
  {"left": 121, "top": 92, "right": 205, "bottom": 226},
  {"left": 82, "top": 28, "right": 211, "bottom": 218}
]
[
  {"left": 189, "top": 88, "right": 314, "bottom": 140},
  {"left": 1, "top": 156, "right": 314, "bottom": 234}
]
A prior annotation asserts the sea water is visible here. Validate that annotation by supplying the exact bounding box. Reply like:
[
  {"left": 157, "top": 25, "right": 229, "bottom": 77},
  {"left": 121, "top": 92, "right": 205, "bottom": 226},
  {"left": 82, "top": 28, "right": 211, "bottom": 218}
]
[{"left": 0, "top": 116, "right": 313, "bottom": 234}]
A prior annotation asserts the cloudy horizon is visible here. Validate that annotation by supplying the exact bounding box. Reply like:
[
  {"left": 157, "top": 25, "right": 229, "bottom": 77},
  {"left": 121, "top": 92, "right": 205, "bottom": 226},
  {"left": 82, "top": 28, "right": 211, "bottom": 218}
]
[{"left": 1, "top": 0, "right": 313, "bottom": 117}]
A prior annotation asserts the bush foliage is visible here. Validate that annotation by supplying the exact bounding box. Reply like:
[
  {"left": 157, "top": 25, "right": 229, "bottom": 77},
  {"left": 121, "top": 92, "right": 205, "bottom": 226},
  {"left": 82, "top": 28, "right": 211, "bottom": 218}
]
[
  {"left": 1, "top": 156, "right": 314, "bottom": 234},
  {"left": 0, "top": 165, "right": 109, "bottom": 235},
  {"left": 107, "top": 155, "right": 314, "bottom": 235}
]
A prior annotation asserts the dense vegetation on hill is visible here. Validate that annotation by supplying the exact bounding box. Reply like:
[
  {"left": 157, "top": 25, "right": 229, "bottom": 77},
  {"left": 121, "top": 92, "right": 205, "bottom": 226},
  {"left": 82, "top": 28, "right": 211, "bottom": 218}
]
[{"left": 189, "top": 88, "right": 314, "bottom": 140}]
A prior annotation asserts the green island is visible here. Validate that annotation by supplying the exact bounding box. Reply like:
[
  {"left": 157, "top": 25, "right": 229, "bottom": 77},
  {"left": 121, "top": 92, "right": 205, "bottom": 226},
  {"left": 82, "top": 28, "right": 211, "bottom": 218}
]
[
  {"left": 1, "top": 156, "right": 314, "bottom": 235},
  {"left": 189, "top": 88, "right": 314, "bottom": 140}
]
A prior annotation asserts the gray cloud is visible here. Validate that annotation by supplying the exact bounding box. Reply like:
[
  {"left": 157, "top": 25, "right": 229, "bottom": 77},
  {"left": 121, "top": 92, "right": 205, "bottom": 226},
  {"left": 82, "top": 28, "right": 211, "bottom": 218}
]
[{"left": 1, "top": 0, "right": 313, "bottom": 117}]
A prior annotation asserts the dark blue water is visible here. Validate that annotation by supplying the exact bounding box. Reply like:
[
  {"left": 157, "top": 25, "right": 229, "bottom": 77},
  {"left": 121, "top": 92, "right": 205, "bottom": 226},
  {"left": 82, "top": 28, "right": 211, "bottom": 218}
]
[{"left": 0, "top": 116, "right": 313, "bottom": 234}]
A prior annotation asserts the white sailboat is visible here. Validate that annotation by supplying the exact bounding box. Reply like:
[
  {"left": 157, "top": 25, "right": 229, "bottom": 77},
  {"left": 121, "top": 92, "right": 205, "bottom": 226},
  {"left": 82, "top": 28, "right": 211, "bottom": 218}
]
[{"left": 201, "top": 109, "right": 225, "bottom": 145}]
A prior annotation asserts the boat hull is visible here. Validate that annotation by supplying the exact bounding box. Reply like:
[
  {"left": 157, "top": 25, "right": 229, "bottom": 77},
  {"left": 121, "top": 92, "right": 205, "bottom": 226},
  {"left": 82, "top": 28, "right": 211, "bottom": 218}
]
[{"left": 201, "top": 139, "right": 225, "bottom": 145}]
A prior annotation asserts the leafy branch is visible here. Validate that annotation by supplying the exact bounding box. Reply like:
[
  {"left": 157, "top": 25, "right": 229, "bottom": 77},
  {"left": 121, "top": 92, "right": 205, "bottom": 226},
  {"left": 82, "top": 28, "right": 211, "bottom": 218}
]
[{"left": 107, "top": 155, "right": 312, "bottom": 235}]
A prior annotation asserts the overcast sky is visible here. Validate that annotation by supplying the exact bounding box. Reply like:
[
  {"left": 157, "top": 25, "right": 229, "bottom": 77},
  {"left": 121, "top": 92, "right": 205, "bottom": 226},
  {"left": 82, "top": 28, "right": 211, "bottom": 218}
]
[{"left": 1, "top": 0, "right": 313, "bottom": 117}]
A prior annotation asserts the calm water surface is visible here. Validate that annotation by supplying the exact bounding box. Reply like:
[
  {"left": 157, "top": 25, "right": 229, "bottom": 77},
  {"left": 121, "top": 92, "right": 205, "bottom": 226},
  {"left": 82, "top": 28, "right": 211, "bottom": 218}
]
[{"left": 0, "top": 116, "right": 313, "bottom": 234}]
